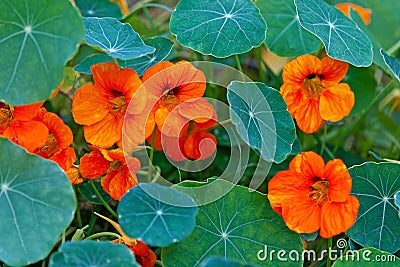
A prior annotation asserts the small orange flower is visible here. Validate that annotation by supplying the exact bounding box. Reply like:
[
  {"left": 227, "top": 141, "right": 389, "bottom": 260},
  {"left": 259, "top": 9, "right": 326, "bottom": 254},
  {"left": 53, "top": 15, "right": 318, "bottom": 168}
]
[
  {"left": 0, "top": 102, "right": 48, "bottom": 152},
  {"left": 96, "top": 212, "right": 157, "bottom": 267},
  {"left": 280, "top": 54, "right": 354, "bottom": 133},
  {"left": 79, "top": 147, "right": 110, "bottom": 179},
  {"left": 66, "top": 165, "right": 84, "bottom": 185},
  {"left": 141, "top": 61, "right": 214, "bottom": 138},
  {"left": 72, "top": 62, "right": 143, "bottom": 148},
  {"left": 335, "top": 3, "right": 372, "bottom": 25},
  {"left": 100, "top": 148, "right": 140, "bottom": 201},
  {"left": 268, "top": 151, "right": 359, "bottom": 238},
  {"left": 34, "top": 108, "right": 76, "bottom": 171}
]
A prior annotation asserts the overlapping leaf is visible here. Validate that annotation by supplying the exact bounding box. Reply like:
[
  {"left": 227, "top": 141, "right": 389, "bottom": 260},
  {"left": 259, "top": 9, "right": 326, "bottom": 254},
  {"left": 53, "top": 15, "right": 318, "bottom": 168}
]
[
  {"left": 162, "top": 179, "right": 303, "bottom": 267},
  {"left": 256, "top": 0, "right": 320, "bottom": 57},
  {"left": 170, "top": 0, "right": 267, "bottom": 57},
  {"left": 381, "top": 49, "right": 400, "bottom": 81},
  {"left": 227, "top": 81, "right": 296, "bottom": 163},
  {"left": 49, "top": 241, "right": 139, "bottom": 267},
  {"left": 201, "top": 256, "right": 260, "bottom": 267},
  {"left": 74, "top": 54, "right": 114, "bottom": 74},
  {"left": 83, "top": 17, "right": 155, "bottom": 60},
  {"left": 118, "top": 183, "right": 198, "bottom": 247},
  {"left": 76, "top": 0, "right": 122, "bottom": 18},
  {"left": 78, "top": 181, "right": 111, "bottom": 205},
  {"left": 0, "top": 0, "right": 84, "bottom": 105},
  {"left": 0, "top": 139, "right": 76, "bottom": 266},
  {"left": 294, "top": 0, "right": 372, "bottom": 67},
  {"left": 347, "top": 162, "right": 400, "bottom": 253}
]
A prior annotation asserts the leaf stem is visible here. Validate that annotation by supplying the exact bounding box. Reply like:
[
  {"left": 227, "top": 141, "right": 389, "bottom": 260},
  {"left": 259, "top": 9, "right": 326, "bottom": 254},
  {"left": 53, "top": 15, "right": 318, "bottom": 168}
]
[
  {"left": 234, "top": 54, "right": 243, "bottom": 74},
  {"left": 74, "top": 185, "right": 83, "bottom": 228},
  {"left": 327, "top": 237, "right": 333, "bottom": 267},
  {"left": 387, "top": 39, "right": 400, "bottom": 55},
  {"left": 88, "top": 179, "right": 118, "bottom": 219},
  {"left": 319, "top": 124, "right": 327, "bottom": 155},
  {"left": 84, "top": 232, "right": 121, "bottom": 240},
  {"left": 155, "top": 260, "right": 165, "bottom": 267},
  {"left": 147, "top": 127, "right": 157, "bottom": 182}
]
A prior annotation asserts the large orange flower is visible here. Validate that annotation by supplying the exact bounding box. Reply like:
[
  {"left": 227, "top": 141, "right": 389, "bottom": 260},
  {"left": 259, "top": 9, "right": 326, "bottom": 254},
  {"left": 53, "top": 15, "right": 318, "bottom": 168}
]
[
  {"left": 72, "top": 62, "right": 144, "bottom": 148},
  {"left": 335, "top": 3, "right": 372, "bottom": 25},
  {"left": 0, "top": 102, "right": 48, "bottom": 152},
  {"left": 280, "top": 55, "right": 354, "bottom": 133},
  {"left": 34, "top": 108, "right": 76, "bottom": 171},
  {"left": 268, "top": 151, "right": 359, "bottom": 238},
  {"left": 141, "top": 61, "right": 214, "bottom": 138}
]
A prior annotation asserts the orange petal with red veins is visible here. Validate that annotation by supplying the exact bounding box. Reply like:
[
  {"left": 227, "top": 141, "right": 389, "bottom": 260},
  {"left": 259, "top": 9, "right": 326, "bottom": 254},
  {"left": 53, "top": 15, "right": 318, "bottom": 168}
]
[
  {"left": 3, "top": 120, "right": 48, "bottom": 152},
  {"left": 281, "top": 196, "right": 321, "bottom": 234},
  {"left": 66, "top": 166, "right": 84, "bottom": 185},
  {"left": 163, "top": 134, "right": 186, "bottom": 161},
  {"left": 72, "top": 84, "right": 109, "bottom": 126},
  {"left": 320, "top": 196, "right": 359, "bottom": 238},
  {"left": 320, "top": 83, "right": 354, "bottom": 122},
  {"left": 320, "top": 57, "right": 349, "bottom": 86},
  {"left": 13, "top": 102, "right": 43, "bottom": 120},
  {"left": 184, "top": 130, "right": 217, "bottom": 160},
  {"left": 295, "top": 99, "right": 324, "bottom": 134},
  {"left": 324, "top": 159, "right": 352, "bottom": 202},
  {"left": 156, "top": 108, "right": 188, "bottom": 137},
  {"left": 335, "top": 3, "right": 372, "bottom": 25},
  {"left": 282, "top": 54, "right": 322, "bottom": 84},
  {"left": 84, "top": 114, "right": 122, "bottom": 148},
  {"left": 289, "top": 151, "right": 325, "bottom": 180},
  {"left": 101, "top": 170, "right": 137, "bottom": 200},
  {"left": 121, "top": 113, "right": 150, "bottom": 150},
  {"left": 142, "top": 61, "right": 174, "bottom": 83},
  {"left": 178, "top": 98, "right": 215, "bottom": 123},
  {"left": 130, "top": 240, "right": 157, "bottom": 267},
  {"left": 79, "top": 149, "right": 110, "bottom": 179},
  {"left": 280, "top": 84, "right": 305, "bottom": 116},
  {"left": 50, "top": 147, "right": 76, "bottom": 171}
]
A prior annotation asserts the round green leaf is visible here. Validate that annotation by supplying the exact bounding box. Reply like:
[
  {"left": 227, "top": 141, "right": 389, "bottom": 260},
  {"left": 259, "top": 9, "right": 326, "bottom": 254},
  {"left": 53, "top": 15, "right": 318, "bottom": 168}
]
[
  {"left": 118, "top": 183, "right": 198, "bottom": 247},
  {"left": 347, "top": 162, "right": 400, "bottom": 253},
  {"left": 76, "top": 0, "right": 122, "bottom": 19},
  {"left": 227, "top": 81, "right": 296, "bottom": 163},
  {"left": 83, "top": 17, "right": 155, "bottom": 60},
  {"left": 78, "top": 181, "right": 111, "bottom": 204},
  {"left": 162, "top": 179, "right": 303, "bottom": 267},
  {"left": 294, "top": 0, "right": 372, "bottom": 67},
  {"left": 0, "top": 0, "right": 84, "bottom": 105},
  {"left": 381, "top": 49, "right": 400, "bottom": 81},
  {"left": 201, "top": 256, "right": 260, "bottom": 267},
  {"left": 170, "top": 0, "right": 267, "bottom": 58},
  {"left": 332, "top": 247, "right": 399, "bottom": 267},
  {"left": 0, "top": 139, "right": 76, "bottom": 266},
  {"left": 118, "top": 36, "right": 174, "bottom": 76},
  {"left": 256, "top": 0, "right": 320, "bottom": 57},
  {"left": 74, "top": 54, "right": 114, "bottom": 74},
  {"left": 49, "top": 240, "right": 139, "bottom": 267}
]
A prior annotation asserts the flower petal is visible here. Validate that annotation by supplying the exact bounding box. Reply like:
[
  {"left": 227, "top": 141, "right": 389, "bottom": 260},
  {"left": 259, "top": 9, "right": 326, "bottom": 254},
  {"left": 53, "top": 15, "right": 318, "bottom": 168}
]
[
  {"left": 295, "top": 99, "right": 324, "bottom": 134},
  {"left": 320, "top": 196, "right": 360, "bottom": 238},
  {"left": 324, "top": 159, "right": 352, "bottom": 202},
  {"left": 320, "top": 56, "right": 348, "bottom": 86},
  {"left": 178, "top": 98, "right": 215, "bottom": 123},
  {"left": 280, "top": 83, "right": 305, "bottom": 116},
  {"left": 13, "top": 102, "right": 44, "bottom": 120},
  {"left": 72, "top": 84, "right": 109, "bottom": 126},
  {"left": 320, "top": 83, "right": 354, "bottom": 122},
  {"left": 335, "top": 3, "right": 372, "bottom": 25},
  {"left": 156, "top": 108, "right": 188, "bottom": 137},
  {"left": 3, "top": 120, "right": 48, "bottom": 152},
  {"left": 101, "top": 170, "right": 137, "bottom": 200},
  {"left": 289, "top": 151, "right": 325, "bottom": 180},
  {"left": 50, "top": 147, "right": 76, "bottom": 171},
  {"left": 183, "top": 130, "right": 217, "bottom": 160},
  {"left": 79, "top": 149, "right": 110, "bottom": 179},
  {"left": 282, "top": 54, "right": 322, "bottom": 84},
  {"left": 84, "top": 114, "right": 122, "bottom": 148}
]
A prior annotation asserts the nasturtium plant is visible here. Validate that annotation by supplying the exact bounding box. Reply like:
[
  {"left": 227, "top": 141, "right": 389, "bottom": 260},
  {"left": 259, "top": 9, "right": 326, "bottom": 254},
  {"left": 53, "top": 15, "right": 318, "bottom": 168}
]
[
  {"left": 118, "top": 183, "right": 198, "bottom": 247},
  {"left": 0, "top": 139, "right": 76, "bottom": 266},
  {"left": 347, "top": 162, "right": 400, "bottom": 253},
  {"left": 0, "top": 0, "right": 399, "bottom": 266},
  {"left": 83, "top": 17, "right": 155, "bottom": 59},
  {"left": 0, "top": 0, "right": 84, "bottom": 105},
  {"left": 227, "top": 81, "right": 296, "bottom": 163},
  {"left": 49, "top": 240, "right": 140, "bottom": 267},
  {"left": 294, "top": 0, "right": 373, "bottom": 67},
  {"left": 170, "top": 0, "right": 267, "bottom": 58},
  {"left": 256, "top": 0, "right": 320, "bottom": 57},
  {"left": 162, "top": 179, "right": 303, "bottom": 267}
]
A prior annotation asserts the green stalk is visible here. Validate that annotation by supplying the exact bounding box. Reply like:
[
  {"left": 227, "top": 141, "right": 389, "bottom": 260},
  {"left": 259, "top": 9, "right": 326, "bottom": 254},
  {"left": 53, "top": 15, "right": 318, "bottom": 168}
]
[
  {"left": 147, "top": 127, "right": 157, "bottom": 182},
  {"left": 88, "top": 179, "right": 118, "bottom": 219},
  {"left": 327, "top": 237, "right": 333, "bottom": 267},
  {"left": 84, "top": 232, "right": 121, "bottom": 240}
]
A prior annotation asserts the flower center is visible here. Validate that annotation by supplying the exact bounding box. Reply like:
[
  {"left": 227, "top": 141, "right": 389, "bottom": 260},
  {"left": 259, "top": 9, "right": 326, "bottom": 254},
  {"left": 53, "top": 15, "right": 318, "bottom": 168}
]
[
  {"left": 40, "top": 133, "right": 58, "bottom": 157},
  {"left": 110, "top": 160, "right": 122, "bottom": 171},
  {"left": 303, "top": 74, "right": 324, "bottom": 99},
  {"left": 309, "top": 179, "right": 329, "bottom": 204},
  {"left": 161, "top": 87, "right": 181, "bottom": 110},
  {"left": 0, "top": 103, "right": 13, "bottom": 127},
  {"left": 110, "top": 95, "right": 126, "bottom": 117}
]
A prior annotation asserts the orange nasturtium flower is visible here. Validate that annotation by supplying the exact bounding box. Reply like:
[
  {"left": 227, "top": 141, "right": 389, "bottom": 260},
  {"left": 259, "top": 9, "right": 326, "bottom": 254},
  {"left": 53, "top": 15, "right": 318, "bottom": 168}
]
[
  {"left": 280, "top": 54, "right": 354, "bottom": 133},
  {"left": 34, "top": 108, "right": 76, "bottom": 171},
  {"left": 96, "top": 212, "right": 157, "bottom": 267},
  {"left": 268, "top": 151, "right": 359, "bottom": 238},
  {"left": 335, "top": 3, "right": 372, "bottom": 25},
  {"left": 72, "top": 62, "right": 144, "bottom": 148},
  {"left": 141, "top": 61, "right": 215, "bottom": 138},
  {"left": 0, "top": 102, "right": 48, "bottom": 152}
]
